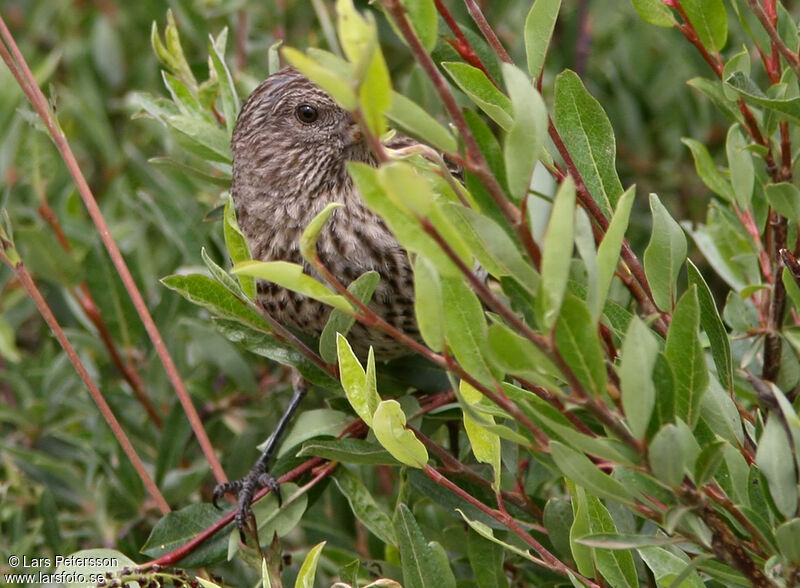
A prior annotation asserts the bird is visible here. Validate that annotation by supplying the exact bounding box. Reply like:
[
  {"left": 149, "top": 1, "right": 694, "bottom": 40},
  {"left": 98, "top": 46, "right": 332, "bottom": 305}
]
[{"left": 213, "top": 67, "right": 423, "bottom": 537}]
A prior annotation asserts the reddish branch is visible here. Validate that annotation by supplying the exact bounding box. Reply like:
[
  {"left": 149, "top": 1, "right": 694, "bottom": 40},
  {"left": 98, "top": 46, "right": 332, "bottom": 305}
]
[{"left": 0, "top": 13, "right": 226, "bottom": 484}]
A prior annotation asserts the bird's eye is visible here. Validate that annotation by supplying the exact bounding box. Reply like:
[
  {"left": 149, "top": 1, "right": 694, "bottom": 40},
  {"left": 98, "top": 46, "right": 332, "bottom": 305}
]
[{"left": 295, "top": 104, "right": 319, "bottom": 124}]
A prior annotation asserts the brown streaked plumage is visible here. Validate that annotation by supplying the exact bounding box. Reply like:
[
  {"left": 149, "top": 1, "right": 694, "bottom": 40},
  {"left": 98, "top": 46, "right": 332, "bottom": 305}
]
[{"left": 231, "top": 67, "right": 419, "bottom": 358}]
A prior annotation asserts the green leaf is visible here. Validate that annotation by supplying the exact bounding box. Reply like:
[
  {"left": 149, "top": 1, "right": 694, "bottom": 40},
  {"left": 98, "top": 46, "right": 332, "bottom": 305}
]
[
  {"left": 687, "top": 260, "right": 732, "bottom": 391},
  {"left": 373, "top": 400, "right": 428, "bottom": 468},
  {"left": 16, "top": 228, "right": 83, "bottom": 286},
  {"left": 554, "top": 69, "right": 622, "bottom": 214},
  {"left": 413, "top": 256, "right": 445, "bottom": 352},
  {"left": 166, "top": 115, "right": 231, "bottom": 162},
  {"left": 726, "top": 71, "right": 800, "bottom": 125},
  {"left": 320, "top": 271, "right": 379, "bottom": 363},
  {"left": 442, "top": 62, "right": 513, "bottom": 130},
  {"left": 282, "top": 47, "right": 357, "bottom": 110},
  {"left": 644, "top": 193, "right": 687, "bottom": 310},
  {"left": 681, "top": 138, "right": 735, "bottom": 203},
  {"left": 637, "top": 546, "right": 705, "bottom": 588},
  {"left": 441, "top": 275, "right": 495, "bottom": 386},
  {"left": 249, "top": 482, "right": 309, "bottom": 545},
  {"left": 488, "top": 322, "right": 562, "bottom": 389},
  {"left": 207, "top": 30, "right": 239, "bottom": 135},
  {"left": 161, "top": 274, "right": 270, "bottom": 331},
  {"left": 446, "top": 203, "right": 540, "bottom": 295},
  {"left": 776, "top": 519, "right": 800, "bottom": 564},
  {"left": 141, "top": 504, "right": 229, "bottom": 567},
  {"left": 555, "top": 294, "right": 606, "bottom": 398},
  {"left": 544, "top": 498, "right": 575, "bottom": 560},
  {"left": 456, "top": 508, "right": 539, "bottom": 563},
  {"left": 460, "top": 381, "right": 502, "bottom": 490},
  {"left": 538, "top": 176, "right": 576, "bottom": 328},
  {"left": 700, "top": 378, "right": 744, "bottom": 446},
  {"left": 300, "top": 203, "right": 342, "bottom": 263},
  {"left": 550, "top": 441, "right": 634, "bottom": 505},
  {"left": 693, "top": 439, "right": 726, "bottom": 486},
  {"left": 665, "top": 286, "right": 709, "bottom": 427},
  {"left": 524, "top": 0, "right": 562, "bottom": 78},
  {"left": 56, "top": 549, "right": 136, "bottom": 587},
  {"left": 583, "top": 494, "right": 639, "bottom": 587},
  {"left": 765, "top": 182, "right": 800, "bottom": 224},
  {"left": 161, "top": 71, "right": 205, "bottom": 119},
  {"left": 294, "top": 541, "right": 325, "bottom": 588},
  {"left": 619, "top": 316, "right": 658, "bottom": 440},
  {"left": 298, "top": 438, "right": 395, "bottom": 465},
  {"left": 336, "top": 334, "right": 380, "bottom": 426},
  {"left": 629, "top": 0, "right": 675, "bottom": 27},
  {"left": 394, "top": 504, "right": 451, "bottom": 588},
  {"left": 682, "top": 0, "right": 727, "bottom": 53},
  {"left": 502, "top": 62, "right": 548, "bottom": 202},
  {"left": 348, "top": 162, "right": 459, "bottom": 275},
  {"left": 725, "top": 124, "right": 754, "bottom": 209},
  {"left": 401, "top": 0, "right": 437, "bottom": 52},
  {"left": 387, "top": 91, "right": 457, "bottom": 153},
  {"left": 595, "top": 186, "right": 635, "bottom": 320},
  {"left": 233, "top": 260, "right": 353, "bottom": 312},
  {"left": 756, "top": 416, "right": 798, "bottom": 518},
  {"left": 648, "top": 424, "right": 686, "bottom": 487},
  {"left": 467, "top": 527, "right": 508, "bottom": 588},
  {"left": 223, "top": 196, "right": 255, "bottom": 298},
  {"left": 334, "top": 468, "right": 396, "bottom": 545}
]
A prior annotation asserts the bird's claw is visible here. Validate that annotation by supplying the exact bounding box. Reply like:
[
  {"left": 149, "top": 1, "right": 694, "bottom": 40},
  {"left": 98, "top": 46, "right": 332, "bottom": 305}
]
[{"left": 213, "top": 467, "right": 282, "bottom": 543}]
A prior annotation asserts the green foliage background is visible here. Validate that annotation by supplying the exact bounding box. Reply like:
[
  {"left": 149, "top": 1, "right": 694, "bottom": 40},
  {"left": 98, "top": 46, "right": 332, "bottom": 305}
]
[{"left": 2, "top": 0, "right": 798, "bottom": 587}]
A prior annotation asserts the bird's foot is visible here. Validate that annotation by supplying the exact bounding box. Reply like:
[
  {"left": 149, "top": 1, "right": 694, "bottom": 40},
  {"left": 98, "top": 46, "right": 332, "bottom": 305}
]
[{"left": 213, "top": 463, "right": 282, "bottom": 543}]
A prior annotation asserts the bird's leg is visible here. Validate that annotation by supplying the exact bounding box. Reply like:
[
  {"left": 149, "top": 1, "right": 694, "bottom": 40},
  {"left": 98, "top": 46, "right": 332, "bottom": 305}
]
[{"left": 213, "top": 371, "right": 309, "bottom": 542}]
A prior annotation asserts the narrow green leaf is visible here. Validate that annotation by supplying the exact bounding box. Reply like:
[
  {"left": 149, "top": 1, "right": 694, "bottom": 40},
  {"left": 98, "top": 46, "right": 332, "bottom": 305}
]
[
  {"left": 584, "top": 495, "right": 639, "bottom": 587},
  {"left": 700, "top": 378, "right": 744, "bottom": 445},
  {"left": 334, "top": 468, "right": 396, "bottom": 545},
  {"left": 394, "top": 504, "right": 446, "bottom": 588},
  {"left": 161, "top": 71, "right": 205, "bottom": 119},
  {"left": 687, "top": 260, "right": 732, "bottom": 391},
  {"left": 538, "top": 175, "right": 576, "bottom": 328},
  {"left": 294, "top": 541, "right": 326, "bottom": 588},
  {"left": 550, "top": 441, "right": 634, "bottom": 505},
  {"left": 141, "top": 504, "right": 229, "bottom": 567},
  {"left": 503, "top": 63, "right": 548, "bottom": 202},
  {"left": 300, "top": 202, "right": 343, "bottom": 262},
  {"left": 488, "top": 322, "right": 562, "bottom": 389},
  {"left": 442, "top": 62, "right": 513, "bottom": 130},
  {"left": 648, "top": 424, "right": 686, "bottom": 487},
  {"left": 756, "top": 416, "right": 798, "bottom": 518},
  {"left": 373, "top": 400, "right": 428, "bottom": 468},
  {"left": 725, "top": 124, "right": 754, "bottom": 209},
  {"left": 637, "top": 546, "right": 705, "bottom": 588},
  {"left": 166, "top": 115, "right": 231, "bottom": 162},
  {"left": 387, "top": 91, "right": 457, "bottom": 153},
  {"left": 441, "top": 276, "right": 495, "bottom": 385},
  {"left": 282, "top": 47, "right": 357, "bottom": 110},
  {"left": 336, "top": 333, "right": 380, "bottom": 426},
  {"left": 726, "top": 71, "right": 800, "bottom": 125},
  {"left": 467, "top": 527, "right": 508, "bottom": 588},
  {"left": 223, "top": 196, "right": 255, "bottom": 298},
  {"left": 207, "top": 30, "right": 239, "bottom": 135},
  {"left": 524, "top": 0, "right": 562, "bottom": 78},
  {"left": 644, "top": 193, "right": 687, "bottom": 310},
  {"left": 413, "top": 256, "right": 444, "bottom": 352},
  {"left": 298, "top": 438, "right": 395, "bottom": 465},
  {"left": 456, "top": 509, "right": 538, "bottom": 563},
  {"left": 629, "top": 0, "right": 675, "bottom": 27},
  {"left": 401, "top": 0, "right": 437, "bottom": 52},
  {"left": 776, "top": 519, "right": 800, "bottom": 564},
  {"left": 554, "top": 70, "right": 622, "bottom": 214},
  {"left": 460, "top": 381, "right": 502, "bottom": 490},
  {"left": 693, "top": 439, "right": 726, "bottom": 486},
  {"left": 681, "top": 138, "right": 735, "bottom": 202},
  {"left": 161, "top": 274, "right": 270, "bottom": 331},
  {"left": 320, "top": 271, "right": 379, "bottom": 363},
  {"left": 595, "top": 186, "right": 635, "bottom": 320},
  {"left": 555, "top": 294, "right": 606, "bottom": 398},
  {"left": 233, "top": 260, "right": 353, "bottom": 312},
  {"left": 664, "top": 286, "right": 709, "bottom": 427},
  {"left": 682, "top": 0, "right": 727, "bottom": 53},
  {"left": 446, "top": 203, "right": 540, "bottom": 295},
  {"left": 765, "top": 183, "right": 800, "bottom": 223},
  {"left": 619, "top": 316, "right": 658, "bottom": 439}
]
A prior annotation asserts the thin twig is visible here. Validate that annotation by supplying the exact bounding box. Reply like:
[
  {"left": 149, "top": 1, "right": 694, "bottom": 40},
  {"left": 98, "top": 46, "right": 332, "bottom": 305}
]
[
  {"left": 463, "top": 0, "right": 512, "bottom": 64},
  {"left": 0, "top": 14, "right": 226, "bottom": 484},
  {"left": 0, "top": 253, "right": 169, "bottom": 515}
]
